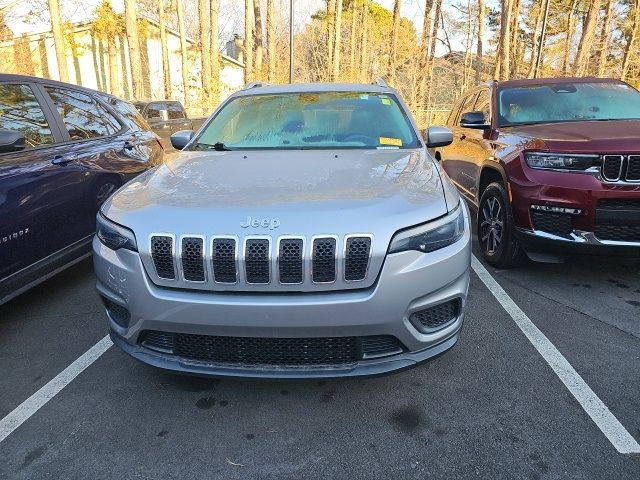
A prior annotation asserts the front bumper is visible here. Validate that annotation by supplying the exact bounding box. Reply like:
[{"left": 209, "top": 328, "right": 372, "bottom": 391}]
[
  {"left": 93, "top": 209, "right": 471, "bottom": 378},
  {"left": 506, "top": 155, "right": 640, "bottom": 253}
]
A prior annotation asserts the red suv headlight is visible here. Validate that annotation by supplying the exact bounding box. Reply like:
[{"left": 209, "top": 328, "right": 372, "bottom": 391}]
[{"left": 524, "top": 152, "right": 599, "bottom": 171}]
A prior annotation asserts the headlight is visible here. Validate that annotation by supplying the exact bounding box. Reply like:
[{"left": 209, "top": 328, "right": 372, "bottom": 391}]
[
  {"left": 524, "top": 152, "right": 598, "bottom": 171},
  {"left": 96, "top": 212, "right": 138, "bottom": 251},
  {"left": 388, "top": 203, "right": 465, "bottom": 254}
]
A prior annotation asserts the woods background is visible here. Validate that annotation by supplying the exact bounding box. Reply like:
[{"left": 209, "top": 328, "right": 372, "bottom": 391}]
[{"left": 1, "top": 0, "right": 640, "bottom": 127}]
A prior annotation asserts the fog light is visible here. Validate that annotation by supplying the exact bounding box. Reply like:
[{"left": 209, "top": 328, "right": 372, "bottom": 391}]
[{"left": 531, "top": 204, "right": 582, "bottom": 215}]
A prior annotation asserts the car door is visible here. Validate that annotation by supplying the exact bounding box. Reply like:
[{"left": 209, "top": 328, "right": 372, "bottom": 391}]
[
  {"left": 459, "top": 88, "right": 492, "bottom": 201},
  {"left": 440, "top": 93, "right": 478, "bottom": 201},
  {"left": 40, "top": 85, "right": 126, "bottom": 239},
  {"left": 167, "top": 102, "right": 193, "bottom": 133},
  {"left": 0, "top": 81, "right": 83, "bottom": 281}
]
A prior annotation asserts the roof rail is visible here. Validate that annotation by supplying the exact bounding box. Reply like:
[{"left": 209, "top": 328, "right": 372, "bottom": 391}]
[
  {"left": 374, "top": 78, "right": 388, "bottom": 87},
  {"left": 243, "top": 81, "right": 271, "bottom": 90}
]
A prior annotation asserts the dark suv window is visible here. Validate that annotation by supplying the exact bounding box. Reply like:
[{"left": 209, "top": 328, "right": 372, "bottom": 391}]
[
  {"left": 167, "top": 103, "right": 185, "bottom": 120},
  {"left": 45, "top": 87, "right": 121, "bottom": 141},
  {"left": 0, "top": 83, "right": 54, "bottom": 149},
  {"left": 145, "top": 103, "right": 165, "bottom": 120}
]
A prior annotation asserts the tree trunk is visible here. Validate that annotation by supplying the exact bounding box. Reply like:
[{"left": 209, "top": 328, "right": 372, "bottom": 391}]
[
  {"left": 158, "top": 0, "right": 171, "bottom": 99},
  {"left": 254, "top": 0, "right": 264, "bottom": 78},
  {"left": 199, "top": 0, "right": 211, "bottom": 104},
  {"left": 562, "top": 0, "right": 578, "bottom": 74},
  {"left": 389, "top": 0, "right": 401, "bottom": 81},
  {"left": 332, "top": 0, "right": 343, "bottom": 81},
  {"left": 509, "top": 0, "right": 520, "bottom": 77},
  {"left": 266, "top": 0, "right": 276, "bottom": 82},
  {"left": 426, "top": 0, "right": 442, "bottom": 106},
  {"left": 327, "top": 0, "right": 336, "bottom": 80},
  {"left": 210, "top": 0, "right": 220, "bottom": 104},
  {"left": 597, "top": 0, "right": 614, "bottom": 77},
  {"left": 574, "top": 0, "right": 601, "bottom": 76},
  {"left": 349, "top": 0, "right": 358, "bottom": 80},
  {"left": 48, "top": 0, "right": 69, "bottom": 82},
  {"left": 476, "top": 0, "right": 485, "bottom": 84},
  {"left": 418, "top": 0, "right": 433, "bottom": 107},
  {"left": 360, "top": 0, "right": 369, "bottom": 82},
  {"left": 244, "top": 0, "right": 254, "bottom": 82},
  {"left": 176, "top": 0, "right": 190, "bottom": 107},
  {"left": 527, "top": 0, "right": 543, "bottom": 78},
  {"left": 108, "top": 39, "right": 119, "bottom": 96},
  {"left": 495, "top": 0, "right": 513, "bottom": 81},
  {"left": 124, "top": 0, "right": 143, "bottom": 99},
  {"left": 621, "top": 0, "right": 640, "bottom": 81}
]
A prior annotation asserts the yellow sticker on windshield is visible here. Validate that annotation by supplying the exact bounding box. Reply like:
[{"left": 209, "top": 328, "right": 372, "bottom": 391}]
[
  {"left": 380, "top": 137, "right": 402, "bottom": 146},
  {"left": 381, "top": 97, "right": 391, "bottom": 105}
]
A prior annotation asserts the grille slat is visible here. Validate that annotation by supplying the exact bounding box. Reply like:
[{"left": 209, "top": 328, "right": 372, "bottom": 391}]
[
  {"left": 312, "top": 237, "right": 336, "bottom": 283},
  {"left": 626, "top": 156, "right": 640, "bottom": 181},
  {"left": 245, "top": 238, "right": 270, "bottom": 284},
  {"left": 278, "top": 238, "right": 303, "bottom": 284},
  {"left": 344, "top": 236, "right": 372, "bottom": 281},
  {"left": 181, "top": 237, "right": 205, "bottom": 281},
  {"left": 150, "top": 236, "right": 175, "bottom": 279},
  {"left": 602, "top": 155, "right": 623, "bottom": 181},
  {"left": 139, "top": 330, "right": 404, "bottom": 366},
  {"left": 211, "top": 238, "right": 237, "bottom": 283}
]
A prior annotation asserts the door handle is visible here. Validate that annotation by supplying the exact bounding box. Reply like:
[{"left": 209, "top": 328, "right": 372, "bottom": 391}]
[{"left": 52, "top": 154, "right": 74, "bottom": 166}]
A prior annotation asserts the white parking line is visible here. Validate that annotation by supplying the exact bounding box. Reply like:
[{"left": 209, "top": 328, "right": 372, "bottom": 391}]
[
  {"left": 0, "top": 335, "right": 113, "bottom": 444},
  {"left": 471, "top": 255, "right": 640, "bottom": 454}
]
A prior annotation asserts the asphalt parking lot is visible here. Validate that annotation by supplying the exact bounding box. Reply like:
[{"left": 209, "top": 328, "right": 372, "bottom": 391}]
[{"left": 1, "top": 236, "right": 639, "bottom": 479}]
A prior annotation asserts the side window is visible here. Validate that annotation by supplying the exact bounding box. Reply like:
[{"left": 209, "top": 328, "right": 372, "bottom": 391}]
[
  {"left": 45, "top": 87, "right": 120, "bottom": 141},
  {"left": 0, "top": 83, "right": 54, "bottom": 149},
  {"left": 474, "top": 89, "right": 491, "bottom": 122},
  {"left": 145, "top": 103, "right": 165, "bottom": 120},
  {"left": 109, "top": 98, "right": 151, "bottom": 131},
  {"left": 457, "top": 94, "right": 478, "bottom": 124},
  {"left": 167, "top": 103, "right": 185, "bottom": 120}
]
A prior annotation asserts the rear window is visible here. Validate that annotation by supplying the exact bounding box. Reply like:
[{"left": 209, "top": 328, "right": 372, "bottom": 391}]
[
  {"left": 109, "top": 98, "right": 151, "bottom": 131},
  {"left": 498, "top": 82, "right": 640, "bottom": 126},
  {"left": 194, "top": 91, "right": 419, "bottom": 150}
]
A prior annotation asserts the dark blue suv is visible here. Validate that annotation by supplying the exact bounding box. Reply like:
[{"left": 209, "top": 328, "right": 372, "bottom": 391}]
[{"left": 0, "top": 74, "right": 163, "bottom": 304}]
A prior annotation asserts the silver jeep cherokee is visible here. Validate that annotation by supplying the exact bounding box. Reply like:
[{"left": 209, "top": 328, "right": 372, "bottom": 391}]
[{"left": 93, "top": 82, "right": 471, "bottom": 378}]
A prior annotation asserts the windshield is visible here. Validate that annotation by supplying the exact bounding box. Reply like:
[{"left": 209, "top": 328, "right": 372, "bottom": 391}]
[
  {"left": 498, "top": 82, "right": 640, "bottom": 127},
  {"left": 193, "top": 91, "right": 420, "bottom": 150}
]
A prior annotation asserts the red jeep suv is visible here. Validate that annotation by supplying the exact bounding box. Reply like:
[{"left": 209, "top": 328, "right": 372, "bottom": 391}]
[{"left": 436, "top": 77, "right": 640, "bottom": 267}]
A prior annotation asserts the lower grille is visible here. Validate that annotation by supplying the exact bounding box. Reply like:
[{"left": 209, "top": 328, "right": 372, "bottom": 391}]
[
  {"left": 101, "top": 297, "right": 130, "bottom": 328},
  {"left": 594, "top": 224, "right": 640, "bottom": 242},
  {"left": 410, "top": 299, "right": 460, "bottom": 333},
  {"left": 595, "top": 199, "right": 640, "bottom": 242},
  {"left": 531, "top": 211, "right": 573, "bottom": 235},
  {"left": 140, "top": 331, "right": 405, "bottom": 366}
]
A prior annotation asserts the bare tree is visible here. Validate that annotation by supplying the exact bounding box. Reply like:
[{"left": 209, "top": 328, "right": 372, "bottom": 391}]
[
  {"left": 245, "top": 0, "right": 254, "bottom": 82},
  {"left": 476, "top": 0, "right": 485, "bottom": 84},
  {"left": 509, "top": 0, "right": 520, "bottom": 77},
  {"left": 418, "top": 0, "right": 434, "bottom": 106},
  {"left": 495, "top": 0, "right": 513, "bottom": 81},
  {"left": 562, "top": 0, "right": 578, "bottom": 75},
  {"left": 176, "top": 0, "right": 190, "bottom": 107},
  {"left": 332, "top": 0, "right": 343, "bottom": 80},
  {"left": 158, "top": 0, "right": 171, "bottom": 99},
  {"left": 621, "top": 0, "right": 640, "bottom": 80},
  {"left": 48, "top": 0, "right": 69, "bottom": 82},
  {"left": 359, "top": 0, "right": 369, "bottom": 82},
  {"left": 327, "top": 0, "right": 336, "bottom": 79},
  {"left": 527, "top": 0, "right": 543, "bottom": 78},
  {"left": 254, "top": 0, "right": 264, "bottom": 78},
  {"left": 389, "top": 0, "right": 401, "bottom": 81},
  {"left": 267, "top": 0, "right": 276, "bottom": 82},
  {"left": 199, "top": 0, "right": 212, "bottom": 103},
  {"left": 597, "top": 0, "right": 614, "bottom": 77},
  {"left": 349, "top": 0, "right": 358, "bottom": 79},
  {"left": 124, "top": 0, "right": 143, "bottom": 98},
  {"left": 211, "top": 0, "right": 220, "bottom": 104},
  {"left": 574, "top": 0, "right": 601, "bottom": 75}
]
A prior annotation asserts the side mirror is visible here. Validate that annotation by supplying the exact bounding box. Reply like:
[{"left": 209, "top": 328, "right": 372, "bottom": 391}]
[
  {"left": 170, "top": 130, "right": 194, "bottom": 150},
  {"left": 460, "top": 111, "right": 490, "bottom": 129},
  {"left": 424, "top": 126, "right": 453, "bottom": 148},
  {"left": 0, "top": 129, "right": 26, "bottom": 153}
]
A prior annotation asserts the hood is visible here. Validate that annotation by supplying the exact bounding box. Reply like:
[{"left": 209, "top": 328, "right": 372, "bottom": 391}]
[
  {"left": 104, "top": 149, "right": 448, "bottom": 236},
  {"left": 501, "top": 120, "right": 640, "bottom": 153}
]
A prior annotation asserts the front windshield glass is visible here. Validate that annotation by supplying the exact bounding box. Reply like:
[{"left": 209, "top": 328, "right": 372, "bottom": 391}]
[
  {"left": 498, "top": 82, "right": 640, "bottom": 127},
  {"left": 194, "top": 91, "right": 419, "bottom": 150}
]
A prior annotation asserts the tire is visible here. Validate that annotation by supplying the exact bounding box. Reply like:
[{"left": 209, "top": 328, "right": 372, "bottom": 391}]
[{"left": 477, "top": 182, "right": 523, "bottom": 268}]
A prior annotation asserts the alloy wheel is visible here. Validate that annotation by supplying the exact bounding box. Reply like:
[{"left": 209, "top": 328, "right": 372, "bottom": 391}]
[{"left": 480, "top": 196, "right": 503, "bottom": 254}]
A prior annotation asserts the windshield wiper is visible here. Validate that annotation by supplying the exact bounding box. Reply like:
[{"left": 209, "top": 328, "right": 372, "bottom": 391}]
[{"left": 195, "top": 142, "right": 233, "bottom": 151}]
